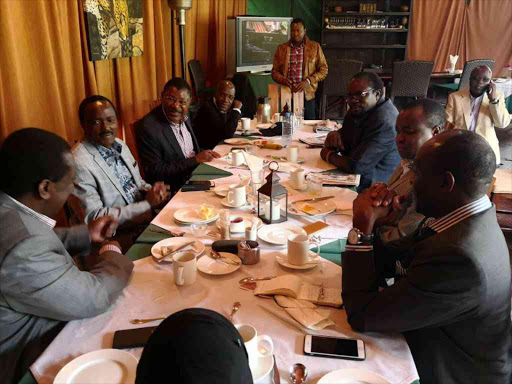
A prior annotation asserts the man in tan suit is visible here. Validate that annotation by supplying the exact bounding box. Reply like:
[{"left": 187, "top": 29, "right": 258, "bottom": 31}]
[
  {"left": 272, "top": 18, "right": 328, "bottom": 119},
  {"left": 445, "top": 65, "right": 511, "bottom": 164}
]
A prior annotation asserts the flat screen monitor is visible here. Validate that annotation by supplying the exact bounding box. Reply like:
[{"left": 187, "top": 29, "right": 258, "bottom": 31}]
[{"left": 227, "top": 16, "right": 292, "bottom": 74}]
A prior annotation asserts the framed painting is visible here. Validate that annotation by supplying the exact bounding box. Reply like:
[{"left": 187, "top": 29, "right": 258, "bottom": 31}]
[{"left": 84, "top": 0, "right": 143, "bottom": 61}]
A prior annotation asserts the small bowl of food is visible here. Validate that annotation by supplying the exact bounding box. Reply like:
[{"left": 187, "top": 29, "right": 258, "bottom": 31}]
[
  {"left": 198, "top": 203, "right": 216, "bottom": 221},
  {"left": 230, "top": 217, "right": 246, "bottom": 233},
  {"left": 191, "top": 223, "right": 208, "bottom": 236}
]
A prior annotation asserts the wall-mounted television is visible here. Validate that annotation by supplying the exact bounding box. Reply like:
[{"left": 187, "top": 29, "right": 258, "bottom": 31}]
[{"left": 227, "top": 16, "right": 292, "bottom": 75}]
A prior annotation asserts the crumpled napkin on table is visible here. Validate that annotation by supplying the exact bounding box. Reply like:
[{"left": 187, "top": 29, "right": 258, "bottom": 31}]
[
  {"left": 274, "top": 295, "right": 335, "bottom": 330},
  {"left": 449, "top": 54, "right": 459, "bottom": 73}
]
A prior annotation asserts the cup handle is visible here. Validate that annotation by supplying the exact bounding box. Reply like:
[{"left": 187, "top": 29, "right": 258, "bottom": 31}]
[
  {"left": 176, "top": 266, "right": 184, "bottom": 286},
  {"left": 257, "top": 335, "right": 274, "bottom": 357},
  {"left": 227, "top": 191, "right": 234, "bottom": 204},
  {"left": 309, "top": 237, "right": 320, "bottom": 259}
]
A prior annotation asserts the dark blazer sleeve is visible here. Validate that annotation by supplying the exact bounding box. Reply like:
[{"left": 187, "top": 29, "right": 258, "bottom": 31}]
[
  {"left": 135, "top": 113, "right": 198, "bottom": 185},
  {"left": 342, "top": 243, "right": 482, "bottom": 333},
  {"left": 193, "top": 102, "right": 240, "bottom": 150},
  {"left": 336, "top": 114, "right": 397, "bottom": 175}
]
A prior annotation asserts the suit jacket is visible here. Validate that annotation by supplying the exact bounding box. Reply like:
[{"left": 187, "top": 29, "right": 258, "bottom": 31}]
[
  {"left": 446, "top": 88, "right": 511, "bottom": 164},
  {"left": 71, "top": 138, "right": 152, "bottom": 227},
  {"left": 135, "top": 107, "right": 200, "bottom": 193},
  {"left": 272, "top": 36, "right": 328, "bottom": 101},
  {"left": 0, "top": 192, "right": 134, "bottom": 384},
  {"left": 342, "top": 206, "right": 512, "bottom": 384},
  {"left": 193, "top": 99, "right": 241, "bottom": 149},
  {"left": 335, "top": 99, "right": 401, "bottom": 192}
]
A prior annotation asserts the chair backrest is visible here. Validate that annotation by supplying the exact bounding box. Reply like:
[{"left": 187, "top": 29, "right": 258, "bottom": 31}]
[
  {"left": 390, "top": 60, "right": 434, "bottom": 101},
  {"left": 323, "top": 59, "right": 363, "bottom": 97},
  {"left": 458, "top": 59, "right": 495, "bottom": 90},
  {"left": 188, "top": 59, "right": 207, "bottom": 96}
]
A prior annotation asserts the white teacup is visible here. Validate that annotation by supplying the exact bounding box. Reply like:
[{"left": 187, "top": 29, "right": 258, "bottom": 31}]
[
  {"left": 287, "top": 145, "right": 299, "bottom": 163},
  {"left": 290, "top": 168, "right": 305, "bottom": 189},
  {"left": 235, "top": 324, "right": 274, "bottom": 370},
  {"left": 287, "top": 234, "right": 320, "bottom": 266},
  {"left": 232, "top": 150, "right": 244, "bottom": 166},
  {"left": 273, "top": 112, "right": 281, "bottom": 123},
  {"left": 230, "top": 216, "right": 245, "bottom": 233},
  {"left": 172, "top": 251, "right": 197, "bottom": 286},
  {"left": 241, "top": 117, "right": 251, "bottom": 131},
  {"left": 227, "top": 184, "right": 246, "bottom": 207}
]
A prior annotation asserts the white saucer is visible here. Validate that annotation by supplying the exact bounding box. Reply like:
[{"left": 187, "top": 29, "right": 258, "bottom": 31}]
[
  {"left": 252, "top": 354, "right": 274, "bottom": 382},
  {"left": 54, "top": 349, "right": 137, "bottom": 384},
  {"left": 221, "top": 196, "right": 254, "bottom": 208},
  {"left": 318, "top": 368, "right": 390, "bottom": 384},
  {"left": 257, "top": 222, "right": 306, "bottom": 245},
  {"left": 216, "top": 214, "right": 263, "bottom": 232},
  {"left": 174, "top": 207, "right": 219, "bottom": 224},
  {"left": 213, "top": 184, "right": 231, "bottom": 197},
  {"left": 276, "top": 250, "right": 321, "bottom": 270},
  {"left": 197, "top": 252, "right": 241, "bottom": 275}
]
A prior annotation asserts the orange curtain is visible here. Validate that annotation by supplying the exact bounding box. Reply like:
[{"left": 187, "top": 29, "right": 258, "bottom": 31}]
[
  {"left": 407, "top": 0, "right": 512, "bottom": 75},
  {"left": 0, "top": 0, "right": 247, "bottom": 147}
]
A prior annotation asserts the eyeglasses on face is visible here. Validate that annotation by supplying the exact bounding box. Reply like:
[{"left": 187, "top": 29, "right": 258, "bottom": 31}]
[{"left": 347, "top": 88, "right": 375, "bottom": 101}]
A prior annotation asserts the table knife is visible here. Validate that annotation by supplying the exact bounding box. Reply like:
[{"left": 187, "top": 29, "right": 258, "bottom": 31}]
[{"left": 293, "top": 195, "right": 335, "bottom": 204}]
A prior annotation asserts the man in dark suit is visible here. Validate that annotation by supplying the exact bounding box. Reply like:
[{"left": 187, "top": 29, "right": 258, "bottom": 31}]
[
  {"left": 193, "top": 80, "right": 242, "bottom": 150},
  {"left": 136, "top": 78, "right": 220, "bottom": 194},
  {"left": 321, "top": 72, "right": 400, "bottom": 192},
  {"left": 342, "top": 130, "right": 511, "bottom": 384}
]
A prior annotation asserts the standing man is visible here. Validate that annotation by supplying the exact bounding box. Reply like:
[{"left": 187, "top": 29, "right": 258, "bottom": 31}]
[
  {"left": 136, "top": 78, "right": 220, "bottom": 194},
  {"left": 343, "top": 130, "right": 511, "bottom": 384},
  {"left": 193, "top": 80, "right": 243, "bottom": 149},
  {"left": 445, "top": 65, "right": 511, "bottom": 164},
  {"left": 272, "top": 18, "right": 328, "bottom": 120},
  {"left": 0, "top": 128, "right": 134, "bottom": 384},
  {"left": 321, "top": 72, "right": 400, "bottom": 192}
]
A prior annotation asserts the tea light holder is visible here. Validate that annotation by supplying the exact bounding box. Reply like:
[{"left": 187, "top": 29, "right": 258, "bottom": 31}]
[{"left": 257, "top": 161, "right": 288, "bottom": 224}]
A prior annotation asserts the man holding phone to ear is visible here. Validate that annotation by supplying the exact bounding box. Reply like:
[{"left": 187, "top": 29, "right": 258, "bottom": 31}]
[{"left": 445, "top": 65, "right": 510, "bottom": 165}]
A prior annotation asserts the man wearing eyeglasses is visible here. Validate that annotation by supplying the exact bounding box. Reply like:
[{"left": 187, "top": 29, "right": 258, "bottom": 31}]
[
  {"left": 445, "top": 65, "right": 510, "bottom": 165},
  {"left": 321, "top": 72, "right": 400, "bottom": 192}
]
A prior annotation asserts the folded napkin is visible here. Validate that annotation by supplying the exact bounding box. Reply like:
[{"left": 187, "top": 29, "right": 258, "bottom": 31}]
[
  {"left": 135, "top": 224, "right": 174, "bottom": 244},
  {"left": 274, "top": 295, "right": 335, "bottom": 330},
  {"left": 449, "top": 54, "right": 459, "bottom": 73},
  {"left": 243, "top": 152, "right": 264, "bottom": 173},
  {"left": 311, "top": 239, "right": 346, "bottom": 267},
  {"left": 189, "top": 163, "right": 233, "bottom": 181}
]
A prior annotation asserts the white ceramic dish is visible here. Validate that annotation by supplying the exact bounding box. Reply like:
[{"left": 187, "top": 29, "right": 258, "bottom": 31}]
[
  {"left": 53, "top": 349, "right": 137, "bottom": 384},
  {"left": 151, "top": 237, "right": 205, "bottom": 262},
  {"left": 289, "top": 199, "right": 337, "bottom": 216},
  {"left": 252, "top": 354, "right": 274, "bottom": 383},
  {"left": 257, "top": 223, "right": 306, "bottom": 245},
  {"left": 197, "top": 252, "right": 241, "bottom": 275},
  {"left": 276, "top": 250, "right": 320, "bottom": 270},
  {"left": 215, "top": 214, "right": 263, "bottom": 233},
  {"left": 174, "top": 207, "right": 219, "bottom": 224},
  {"left": 318, "top": 368, "right": 390, "bottom": 384},
  {"left": 225, "top": 138, "right": 251, "bottom": 145},
  {"left": 221, "top": 197, "right": 252, "bottom": 208}
]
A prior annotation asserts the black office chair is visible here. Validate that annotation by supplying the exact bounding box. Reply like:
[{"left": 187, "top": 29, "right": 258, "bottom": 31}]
[
  {"left": 389, "top": 60, "right": 434, "bottom": 102},
  {"left": 188, "top": 59, "right": 215, "bottom": 103},
  {"left": 320, "top": 59, "right": 363, "bottom": 119}
]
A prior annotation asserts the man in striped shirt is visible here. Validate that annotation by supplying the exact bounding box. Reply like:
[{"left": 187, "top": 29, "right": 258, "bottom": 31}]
[{"left": 342, "top": 130, "right": 511, "bottom": 384}]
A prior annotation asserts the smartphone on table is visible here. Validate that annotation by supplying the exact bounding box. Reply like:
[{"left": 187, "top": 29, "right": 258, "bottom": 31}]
[
  {"left": 304, "top": 334, "right": 366, "bottom": 360},
  {"left": 112, "top": 326, "right": 157, "bottom": 349}
]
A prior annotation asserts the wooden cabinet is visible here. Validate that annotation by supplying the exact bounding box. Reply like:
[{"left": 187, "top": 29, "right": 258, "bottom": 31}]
[{"left": 321, "top": 0, "right": 413, "bottom": 71}]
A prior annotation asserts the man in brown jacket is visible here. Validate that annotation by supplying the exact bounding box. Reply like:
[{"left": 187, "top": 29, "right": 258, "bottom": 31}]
[{"left": 272, "top": 18, "right": 328, "bottom": 119}]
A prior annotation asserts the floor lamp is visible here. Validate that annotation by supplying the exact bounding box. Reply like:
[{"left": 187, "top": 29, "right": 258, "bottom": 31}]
[{"left": 168, "top": 0, "right": 192, "bottom": 78}]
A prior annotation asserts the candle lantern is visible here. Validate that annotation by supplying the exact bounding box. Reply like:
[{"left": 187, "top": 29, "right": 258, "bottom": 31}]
[{"left": 257, "top": 162, "right": 288, "bottom": 224}]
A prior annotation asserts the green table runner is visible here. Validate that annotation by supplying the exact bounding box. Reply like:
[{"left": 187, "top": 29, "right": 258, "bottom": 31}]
[{"left": 189, "top": 163, "right": 233, "bottom": 181}]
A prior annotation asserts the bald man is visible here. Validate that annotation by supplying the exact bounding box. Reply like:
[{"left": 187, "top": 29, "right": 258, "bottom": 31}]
[
  {"left": 193, "top": 80, "right": 243, "bottom": 150},
  {"left": 445, "top": 65, "right": 511, "bottom": 164}
]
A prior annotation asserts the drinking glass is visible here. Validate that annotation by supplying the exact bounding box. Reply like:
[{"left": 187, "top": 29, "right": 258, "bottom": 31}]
[{"left": 307, "top": 174, "right": 323, "bottom": 196}]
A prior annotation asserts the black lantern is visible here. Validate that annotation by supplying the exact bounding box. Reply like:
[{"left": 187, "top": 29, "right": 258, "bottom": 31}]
[{"left": 257, "top": 162, "right": 288, "bottom": 224}]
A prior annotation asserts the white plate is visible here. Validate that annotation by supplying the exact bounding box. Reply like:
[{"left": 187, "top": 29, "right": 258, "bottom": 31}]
[
  {"left": 216, "top": 214, "right": 263, "bottom": 232},
  {"left": 252, "top": 354, "right": 274, "bottom": 382},
  {"left": 225, "top": 138, "right": 251, "bottom": 145},
  {"left": 174, "top": 207, "right": 219, "bottom": 224},
  {"left": 257, "top": 222, "right": 306, "bottom": 245},
  {"left": 253, "top": 139, "right": 274, "bottom": 146},
  {"left": 54, "top": 349, "right": 137, "bottom": 384},
  {"left": 289, "top": 199, "right": 337, "bottom": 216},
  {"left": 151, "top": 237, "right": 205, "bottom": 262},
  {"left": 276, "top": 250, "right": 320, "bottom": 270},
  {"left": 197, "top": 252, "right": 241, "bottom": 275},
  {"left": 318, "top": 369, "right": 390, "bottom": 384}
]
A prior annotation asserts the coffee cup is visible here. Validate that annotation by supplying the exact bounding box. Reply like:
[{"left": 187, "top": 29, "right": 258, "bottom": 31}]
[
  {"left": 230, "top": 216, "right": 245, "bottom": 233},
  {"left": 273, "top": 112, "right": 281, "bottom": 123},
  {"left": 227, "top": 184, "right": 246, "bottom": 207},
  {"left": 241, "top": 117, "right": 251, "bottom": 131},
  {"left": 235, "top": 324, "right": 273, "bottom": 370},
  {"left": 172, "top": 251, "right": 197, "bottom": 285},
  {"left": 287, "top": 145, "right": 299, "bottom": 163},
  {"left": 287, "top": 234, "right": 320, "bottom": 266},
  {"left": 290, "top": 168, "right": 305, "bottom": 190},
  {"left": 231, "top": 149, "right": 244, "bottom": 166}
]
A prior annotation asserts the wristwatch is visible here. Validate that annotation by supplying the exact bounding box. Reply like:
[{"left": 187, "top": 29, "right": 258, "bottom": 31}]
[{"left": 347, "top": 228, "right": 374, "bottom": 245}]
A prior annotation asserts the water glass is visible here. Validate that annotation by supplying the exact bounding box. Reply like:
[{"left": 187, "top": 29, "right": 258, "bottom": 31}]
[{"left": 307, "top": 174, "right": 323, "bottom": 196}]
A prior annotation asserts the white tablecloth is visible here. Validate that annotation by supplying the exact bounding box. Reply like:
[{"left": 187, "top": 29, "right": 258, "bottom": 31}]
[
  {"left": 30, "top": 123, "right": 419, "bottom": 384},
  {"left": 495, "top": 79, "right": 512, "bottom": 99}
]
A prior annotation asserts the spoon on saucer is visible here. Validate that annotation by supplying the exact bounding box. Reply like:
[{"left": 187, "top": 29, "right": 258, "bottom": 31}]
[{"left": 290, "top": 363, "right": 308, "bottom": 384}]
